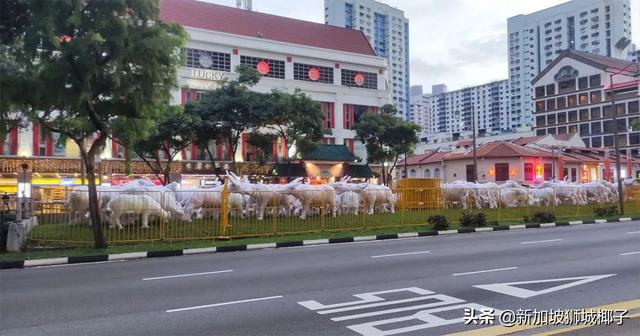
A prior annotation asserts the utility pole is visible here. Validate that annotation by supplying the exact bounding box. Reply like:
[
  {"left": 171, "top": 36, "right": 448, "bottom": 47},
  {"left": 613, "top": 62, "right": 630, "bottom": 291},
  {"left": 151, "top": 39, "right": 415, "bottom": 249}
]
[
  {"left": 610, "top": 72, "right": 624, "bottom": 214},
  {"left": 471, "top": 104, "right": 478, "bottom": 182}
]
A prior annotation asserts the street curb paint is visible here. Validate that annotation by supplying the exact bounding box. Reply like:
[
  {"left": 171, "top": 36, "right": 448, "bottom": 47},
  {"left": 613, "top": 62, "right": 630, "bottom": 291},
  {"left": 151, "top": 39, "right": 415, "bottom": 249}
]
[{"left": 3, "top": 216, "right": 637, "bottom": 270}]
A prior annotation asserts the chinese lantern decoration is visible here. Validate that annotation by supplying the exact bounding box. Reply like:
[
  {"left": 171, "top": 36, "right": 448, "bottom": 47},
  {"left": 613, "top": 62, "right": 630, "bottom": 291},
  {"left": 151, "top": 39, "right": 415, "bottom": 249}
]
[
  {"left": 256, "top": 60, "right": 270, "bottom": 75},
  {"left": 354, "top": 73, "right": 365, "bottom": 86},
  {"left": 308, "top": 67, "right": 320, "bottom": 81},
  {"left": 59, "top": 35, "right": 72, "bottom": 43},
  {"left": 488, "top": 168, "right": 495, "bottom": 176},
  {"left": 510, "top": 168, "right": 518, "bottom": 176}
]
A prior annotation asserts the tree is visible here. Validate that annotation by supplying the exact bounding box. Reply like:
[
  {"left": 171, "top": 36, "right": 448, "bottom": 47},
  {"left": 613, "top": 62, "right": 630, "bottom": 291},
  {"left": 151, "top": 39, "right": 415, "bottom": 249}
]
[
  {"left": 633, "top": 119, "right": 640, "bottom": 131},
  {"left": 118, "top": 107, "right": 195, "bottom": 185},
  {"left": 246, "top": 131, "right": 276, "bottom": 166},
  {"left": 191, "top": 65, "right": 267, "bottom": 172},
  {"left": 2, "top": 0, "right": 186, "bottom": 248},
  {"left": 354, "top": 104, "right": 421, "bottom": 185},
  {"left": 262, "top": 89, "right": 325, "bottom": 179}
]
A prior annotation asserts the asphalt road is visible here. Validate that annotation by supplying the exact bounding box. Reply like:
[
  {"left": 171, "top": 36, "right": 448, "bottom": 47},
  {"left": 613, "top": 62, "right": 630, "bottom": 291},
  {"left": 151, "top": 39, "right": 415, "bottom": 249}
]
[{"left": 1, "top": 221, "right": 639, "bottom": 336}]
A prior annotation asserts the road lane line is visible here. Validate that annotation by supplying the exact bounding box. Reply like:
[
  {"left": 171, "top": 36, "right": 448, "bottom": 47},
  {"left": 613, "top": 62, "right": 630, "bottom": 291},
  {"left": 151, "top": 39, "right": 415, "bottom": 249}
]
[
  {"left": 30, "top": 260, "right": 126, "bottom": 269},
  {"left": 143, "top": 270, "right": 233, "bottom": 281},
  {"left": 626, "top": 231, "right": 640, "bottom": 234},
  {"left": 520, "top": 239, "right": 563, "bottom": 245},
  {"left": 452, "top": 267, "right": 518, "bottom": 277},
  {"left": 620, "top": 251, "right": 640, "bottom": 256},
  {"left": 371, "top": 251, "right": 431, "bottom": 259},
  {"left": 166, "top": 295, "right": 283, "bottom": 313}
]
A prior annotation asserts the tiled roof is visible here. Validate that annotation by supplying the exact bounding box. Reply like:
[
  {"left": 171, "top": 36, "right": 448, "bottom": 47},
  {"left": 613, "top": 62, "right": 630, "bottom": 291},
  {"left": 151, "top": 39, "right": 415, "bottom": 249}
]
[
  {"left": 398, "top": 151, "right": 436, "bottom": 166},
  {"left": 533, "top": 49, "right": 640, "bottom": 84},
  {"left": 299, "top": 144, "right": 355, "bottom": 162},
  {"left": 511, "top": 136, "right": 545, "bottom": 146},
  {"left": 160, "top": 0, "right": 376, "bottom": 56},
  {"left": 446, "top": 141, "right": 556, "bottom": 161},
  {"left": 552, "top": 133, "right": 573, "bottom": 141}
]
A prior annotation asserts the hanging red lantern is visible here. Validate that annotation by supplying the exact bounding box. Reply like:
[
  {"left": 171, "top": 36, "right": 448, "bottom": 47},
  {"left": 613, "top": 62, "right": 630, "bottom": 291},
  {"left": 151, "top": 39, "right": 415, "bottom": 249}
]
[
  {"left": 256, "top": 60, "right": 270, "bottom": 75},
  {"left": 308, "top": 67, "right": 320, "bottom": 81},
  {"left": 354, "top": 73, "right": 365, "bottom": 86}
]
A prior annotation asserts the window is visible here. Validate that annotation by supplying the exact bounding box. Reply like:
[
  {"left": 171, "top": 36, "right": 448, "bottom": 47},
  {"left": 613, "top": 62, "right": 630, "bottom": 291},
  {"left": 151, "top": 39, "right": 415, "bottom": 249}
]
[
  {"left": 294, "top": 63, "right": 333, "bottom": 84},
  {"left": 535, "top": 86, "right": 545, "bottom": 98},
  {"left": 578, "top": 77, "right": 588, "bottom": 89},
  {"left": 424, "top": 169, "right": 431, "bottom": 178},
  {"left": 591, "top": 122, "right": 602, "bottom": 134},
  {"left": 547, "top": 114, "right": 556, "bottom": 125},
  {"left": 547, "top": 99, "right": 556, "bottom": 110},
  {"left": 240, "top": 56, "right": 285, "bottom": 79},
  {"left": 536, "top": 101, "right": 546, "bottom": 113},
  {"left": 558, "top": 126, "right": 567, "bottom": 134},
  {"left": 586, "top": 107, "right": 599, "bottom": 119},
  {"left": 579, "top": 109, "right": 589, "bottom": 120},
  {"left": 547, "top": 127, "right": 557, "bottom": 135},
  {"left": 558, "top": 112, "right": 567, "bottom": 123},
  {"left": 580, "top": 123, "right": 590, "bottom": 135},
  {"left": 567, "top": 95, "right": 577, "bottom": 107},
  {"left": 559, "top": 79, "right": 576, "bottom": 93},
  {"left": 342, "top": 68, "right": 381, "bottom": 90},
  {"left": 629, "top": 101, "right": 639, "bottom": 114},
  {"left": 591, "top": 136, "right": 602, "bottom": 147},
  {"left": 629, "top": 133, "right": 640, "bottom": 145},
  {"left": 603, "top": 120, "right": 614, "bottom": 133},
  {"left": 546, "top": 84, "right": 555, "bottom": 96},
  {"left": 568, "top": 110, "right": 578, "bottom": 122},
  {"left": 495, "top": 163, "right": 509, "bottom": 182},
  {"left": 618, "top": 134, "right": 627, "bottom": 146},
  {"left": 557, "top": 96, "right": 566, "bottom": 109},
  {"left": 617, "top": 118, "right": 626, "bottom": 131},
  {"left": 434, "top": 168, "right": 441, "bottom": 178},
  {"left": 536, "top": 115, "right": 546, "bottom": 126},
  {"left": 578, "top": 93, "right": 589, "bottom": 105},
  {"left": 603, "top": 105, "right": 612, "bottom": 118},
  {"left": 616, "top": 103, "right": 626, "bottom": 115},
  {"left": 524, "top": 163, "right": 534, "bottom": 181},
  {"left": 589, "top": 74, "right": 601, "bottom": 87},
  {"left": 184, "top": 48, "right": 231, "bottom": 72},
  {"left": 582, "top": 137, "right": 590, "bottom": 147},
  {"left": 536, "top": 129, "right": 546, "bottom": 136}
]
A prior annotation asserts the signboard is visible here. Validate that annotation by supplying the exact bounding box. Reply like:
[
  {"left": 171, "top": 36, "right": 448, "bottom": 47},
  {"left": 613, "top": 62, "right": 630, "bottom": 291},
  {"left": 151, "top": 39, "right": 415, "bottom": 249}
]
[
  {"left": 308, "top": 67, "right": 320, "bottom": 81},
  {"left": 354, "top": 73, "right": 365, "bottom": 86},
  {"left": 184, "top": 69, "right": 228, "bottom": 90}
]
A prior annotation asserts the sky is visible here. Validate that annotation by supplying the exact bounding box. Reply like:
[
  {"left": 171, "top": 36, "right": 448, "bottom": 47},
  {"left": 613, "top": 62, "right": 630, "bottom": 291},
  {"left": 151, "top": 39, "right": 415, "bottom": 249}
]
[{"left": 202, "top": 0, "right": 640, "bottom": 93}]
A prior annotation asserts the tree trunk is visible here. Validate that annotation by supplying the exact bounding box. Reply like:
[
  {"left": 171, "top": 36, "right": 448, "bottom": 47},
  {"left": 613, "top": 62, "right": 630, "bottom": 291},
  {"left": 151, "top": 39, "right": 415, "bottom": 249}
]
[
  {"left": 124, "top": 148, "right": 132, "bottom": 176},
  {"left": 163, "top": 159, "right": 172, "bottom": 186},
  {"left": 79, "top": 148, "right": 108, "bottom": 249},
  {"left": 381, "top": 164, "right": 387, "bottom": 186},
  {"left": 205, "top": 145, "right": 222, "bottom": 180}
]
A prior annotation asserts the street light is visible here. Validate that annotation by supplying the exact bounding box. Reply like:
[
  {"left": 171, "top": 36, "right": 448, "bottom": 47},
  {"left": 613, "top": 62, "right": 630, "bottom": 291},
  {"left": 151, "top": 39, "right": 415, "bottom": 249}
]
[
  {"left": 608, "top": 61, "right": 640, "bottom": 215},
  {"left": 470, "top": 104, "right": 478, "bottom": 182}
]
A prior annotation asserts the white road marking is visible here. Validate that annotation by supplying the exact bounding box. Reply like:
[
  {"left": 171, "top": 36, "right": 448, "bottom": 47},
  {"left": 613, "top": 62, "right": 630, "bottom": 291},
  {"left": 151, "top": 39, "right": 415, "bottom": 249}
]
[
  {"left": 371, "top": 251, "right": 431, "bottom": 259},
  {"left": 520, "top": 238, "right": 563, "bottom": 245},
  {"left": 166, "top": 295, "right": 283, "bottom": 313},
  {"left": 626, "top": 231, "right": 640, "bottom": 234},
  {"left": 620, "top": 251, "right": 640, "bottom": 256},
  {"left": 452, "top": 267, "right": 518, "bottom": 277},
  {"left": 143, "top": 270, "right": 233, "bottom": 281},
  {"left": 474, "top": 274, "right": 616, "bottom": 298}
]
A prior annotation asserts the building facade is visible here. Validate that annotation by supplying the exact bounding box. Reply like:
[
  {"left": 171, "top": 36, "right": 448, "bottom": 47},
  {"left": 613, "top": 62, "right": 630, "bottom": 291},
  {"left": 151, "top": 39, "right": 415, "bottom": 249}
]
[
  {"left": 532, "top": 49, "right": 640, "bottom": 157},
  {"left": 508, "top": 0, "right": 633, "bottom": 132},
  {"left": 0, "top": 0, "right": 391, "bottom": 190},
  {"left": 325, "top": 0, "right": 410, "bottom": 120}
]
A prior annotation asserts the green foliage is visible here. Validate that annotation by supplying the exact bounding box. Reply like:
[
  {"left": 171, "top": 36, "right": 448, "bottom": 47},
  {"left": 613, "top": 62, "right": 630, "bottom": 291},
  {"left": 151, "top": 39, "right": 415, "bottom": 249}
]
[
  {"left": 262, "top": 89, "right": 325, "bottom": 163},
  {"left": 2, "top": 0, "right": 187, "bottom": 248},
  {"left": 594, "top": 205, "right": 618, "bottom": 217},
  {"left": 532, "top": 211, "right": 556, "bottom": 224},
  {"left": 427, "top": 215, "right": 449, "bottom": 230},
  {"left": 246, "top": 132, "right": 276, "bottom": 165},
  {"left": 459, "top": 211, "right": 487, "bottom": 227},
  {"left": 632, "top": 119, "right": 640, "bottom": 131},
  {"left": 354, "top": 104, "right": 421, "bottom": 184}
]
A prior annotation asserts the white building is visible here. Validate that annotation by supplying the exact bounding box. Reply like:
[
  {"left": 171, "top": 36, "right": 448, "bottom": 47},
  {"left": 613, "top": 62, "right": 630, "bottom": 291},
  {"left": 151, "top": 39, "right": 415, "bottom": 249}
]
[
  {"left": 508, "top": 0, "right": 633, "bottom": 132},
  {"left": 408, "top": 85, "right": 431, "bottom": 139},
  {"left": 414, "top": 80, "right": 511, "bottom": 144},
  {"left": 324, "top": 0, "right": 410, "bottom": 120}
]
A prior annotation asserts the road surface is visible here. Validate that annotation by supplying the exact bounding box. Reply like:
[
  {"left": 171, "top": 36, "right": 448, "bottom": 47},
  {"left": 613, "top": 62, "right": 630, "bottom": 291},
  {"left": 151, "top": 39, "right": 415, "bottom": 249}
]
[{"left": 1, "top": 221, "right": 639, "bottom": 335}]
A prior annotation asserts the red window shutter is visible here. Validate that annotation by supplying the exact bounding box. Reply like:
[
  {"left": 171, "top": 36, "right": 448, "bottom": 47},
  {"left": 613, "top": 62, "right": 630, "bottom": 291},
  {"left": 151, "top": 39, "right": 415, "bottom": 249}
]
[
  {"left": 281, "top": 138, "right": 287, "bottom": 159},
  {"left": 112, "top": 139, "right": 118, "bottom": 158},
  {"left": 191, "top": 143, "right": 198, "bottom": 160},
  {"left": 190, "top": 90, "right": 198, "bottom": 102},
  {"left": 330, "top": 103, "right": 335, "bottom": 128},
  {"left": 46, "top": 136, "right": 53, "bottom": 156},
  {"left": 241, "top": 133, "right": 247, "bottom": 160},
  {"left": 181, "top": 89, "right": 188, "bottom": 105},
  {"left": 32, "top": 123, "right": 40, "bottom": 156},
  {"left": 272, "top": 139, "right": 278, "bottom": 161}
]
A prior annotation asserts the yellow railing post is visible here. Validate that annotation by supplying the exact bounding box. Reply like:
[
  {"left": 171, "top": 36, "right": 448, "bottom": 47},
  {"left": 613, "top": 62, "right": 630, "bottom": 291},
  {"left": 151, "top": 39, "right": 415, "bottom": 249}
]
[
  {"left": 160, "top": 191, "right": 165, "bottom": 240},
  {"left": 220, "top": 181, "right": 229, "bottom": 237}
]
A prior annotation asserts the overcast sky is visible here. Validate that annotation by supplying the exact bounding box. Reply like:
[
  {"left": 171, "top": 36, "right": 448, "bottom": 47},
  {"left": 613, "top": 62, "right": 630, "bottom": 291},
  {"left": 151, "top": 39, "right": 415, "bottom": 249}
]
[{"left": 202, "top": 0, "right": 640, "bottom": 93}]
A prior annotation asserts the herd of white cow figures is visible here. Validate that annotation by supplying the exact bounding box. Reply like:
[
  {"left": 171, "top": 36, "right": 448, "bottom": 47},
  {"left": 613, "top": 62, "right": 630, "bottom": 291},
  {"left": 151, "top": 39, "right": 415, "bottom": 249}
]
[{"left": 63, "top": 172, "right": 637, "bottom": 229}]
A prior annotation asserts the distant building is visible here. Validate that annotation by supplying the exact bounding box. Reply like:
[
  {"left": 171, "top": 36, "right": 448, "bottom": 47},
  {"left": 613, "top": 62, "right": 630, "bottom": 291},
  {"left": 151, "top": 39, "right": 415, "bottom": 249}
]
[
  {"left": 325, "top": 0, "right": 410, "bottom": 120},
  {"left": 531, "top": 49, "right": 640, "bottom": 158},
  {"left": 508, "top": 0, "right": 633, "bottom": 132}
]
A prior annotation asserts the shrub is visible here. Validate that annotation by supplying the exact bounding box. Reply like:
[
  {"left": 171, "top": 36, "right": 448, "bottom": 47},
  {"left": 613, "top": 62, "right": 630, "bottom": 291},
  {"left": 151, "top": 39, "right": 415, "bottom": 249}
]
[
  {"left": 521, "top": 216, "right": 530, "bottom": 224},
  {"left": 427, "top": 215, "right": 449, "bottom": 230},
  {"left": 532, "top": 211, "right": 556, "bottom": 224},
  {"left": 490, "top": 220, "right": 499, "bottom": 226},
  {"left": 594, "top": 205, "right": 618, "bottom": 217},
  {"left": 459, "top": 211, "right": 487, "bottom": 227}
]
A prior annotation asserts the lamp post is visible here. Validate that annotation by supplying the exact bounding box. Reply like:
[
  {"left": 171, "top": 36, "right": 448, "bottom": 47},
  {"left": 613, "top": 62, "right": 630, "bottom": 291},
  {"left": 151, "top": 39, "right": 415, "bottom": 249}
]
[
  {"left": 16, "top": 163, "right": 32, "bottom": 220},
  {"left": 608, "top": 61, "right": 640, "bottom": 215},
  {"left": 470, "top": 105, "right": 478, "bottom": 182}
]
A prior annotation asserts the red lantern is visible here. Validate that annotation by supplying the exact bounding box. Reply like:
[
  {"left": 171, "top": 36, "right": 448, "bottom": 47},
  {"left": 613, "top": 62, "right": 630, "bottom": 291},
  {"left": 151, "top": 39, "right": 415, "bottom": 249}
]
[
  {"left": 58, "top": 35, "right": 72, "bottom": 43},
  {"left": 256, "top": 60, "right": 270, "bottom": 75},
  {"left": 308, "top": 67, "right": 320, "bottom": 81},
  {"left": 354, "top": 73, "right": 365, "bottom": 86}
]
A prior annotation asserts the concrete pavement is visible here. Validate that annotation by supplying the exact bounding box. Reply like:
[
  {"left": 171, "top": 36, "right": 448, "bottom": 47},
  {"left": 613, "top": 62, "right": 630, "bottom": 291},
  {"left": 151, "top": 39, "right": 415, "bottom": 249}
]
[{"left": 1, "top": 221, "right": 639, "bottom": 335}]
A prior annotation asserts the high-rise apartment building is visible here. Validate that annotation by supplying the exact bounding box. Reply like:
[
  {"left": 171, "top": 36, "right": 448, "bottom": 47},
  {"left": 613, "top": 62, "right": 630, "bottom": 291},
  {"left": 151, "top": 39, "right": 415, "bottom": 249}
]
[
  {"left": 508, "top": 0, "right": 633, "bottom": 132},
  {"left": 325, "top": 0, "right": 410, "bottom": 119}
]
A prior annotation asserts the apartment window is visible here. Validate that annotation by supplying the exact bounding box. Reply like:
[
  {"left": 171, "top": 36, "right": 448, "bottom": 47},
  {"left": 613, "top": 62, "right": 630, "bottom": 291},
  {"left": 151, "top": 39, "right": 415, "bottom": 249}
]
[
  {"left": 558, "top": 112, "right": 567, "bottom": 123},
  {"left": 590, "top": 90, "right": 601, "bottom": 103},
  {"left": 591, "top": 122, "right": 602, "bottom": 134},
  {"left": 618, "top": 134, "right": 628, "bottom": 146},
  {"left": 557, "top": 96, "right": 566, "bottom": 109},
  {"left": 589, "top": 74, "right": 601, "bottom": 87},
  {"left": 591, "top": 136, "right": 602, "bottom": 147},
  {"left": 547, "top": 98, "right": 556, "bottom": 111},
  {"left": 536, "top": 101, "right": 545, "bottom": 113},
  {"left": 547, "top": 127, "right": 557, "bottom": 135},
  {"left": 604, "top": 135, "right": 613, "bottom": 147},
  {"left": 578, "top": 93, "right": 589, "bottom": 105},
  {"left": 590, "top": 107, "right": 601, "bottom": 119},
  {"left": 579, "top": 109, "right": 589, "bottom": 120},
  {"left": 240, "top": 56, "right": 285, "bottom": 79},
  {"left": 536, "top": 115, "right": 546, "bottom": 126},
  {"left": 293, "top": 63, "right": 333, "bottom": 84},
  {"left": 579, "top": 123, "right": 590, "bottom": 135},
  {"left": 546, "top": 84, "right": 555, "bottom": 96},
  {"left": 568, "top": 110, "right": 578, "bottom": 122},
  {"left": 536, "top": 129, "right": 546, "bottom": 136},
  {"left": 616, "top": 103, "right": 626, "bottom": 115},
  {"left": 603, "top": 120, "right": 614, "bottom": 132},
  {"left": 630, "top": 133, "right": 640, "bottom": 145},
  {"left": 617, "top": 118, "right": 627, "bottom": 131},
  {"left": 578, "top": 77, "right": 588, "bottom": 89},
  {"left": 535, "top": 86, "right": 545, "bottom": 98},
  {"left": 184, "top": 48, "right": 231, "bottom": 72},
  {"left": 341, "top": 69, "right": 377, "bottom": 89},
  {"left": 567, "top": 95, "right": 577, "bottom": 107},
  {"left": 603, "top": 105, "right": 612, "bottom": 118},
  {"left": 583, "top": 137, "right": 591, "bottom": 147},
  {"left": 547, "top": 114, "right": 556, "bottom": 125},
  {"left": 558, "top": 126, "right": 568, "bottom": 134}
]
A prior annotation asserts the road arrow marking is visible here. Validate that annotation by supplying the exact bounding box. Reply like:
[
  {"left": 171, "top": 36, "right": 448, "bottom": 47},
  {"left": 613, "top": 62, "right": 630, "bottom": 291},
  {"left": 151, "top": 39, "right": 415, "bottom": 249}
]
[{"left": 473, "top": 274, "right": 616, "bottom": 298}]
